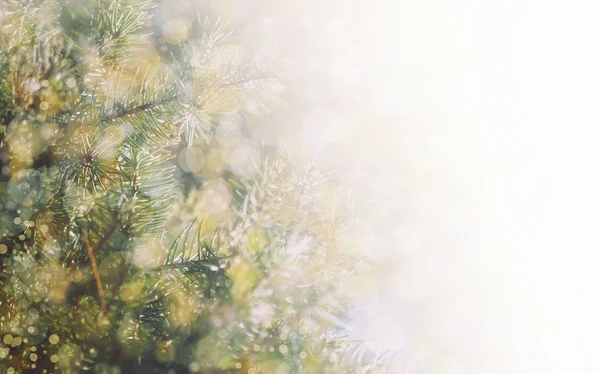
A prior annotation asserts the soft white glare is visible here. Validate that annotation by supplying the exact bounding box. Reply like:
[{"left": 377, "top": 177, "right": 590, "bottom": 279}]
[
  {"left": 352, "top": 0, "right": 600, "bottom": 372},
  {"left": 234, "top": 0, "right": 600, "bottom": 371},
  {"left": 215, "top": 121, "right": 242, "bottom": 147},
  {"left": 177, "top": 146, "right": 205, "bottom": 174},
  {"left": 229, "top": 142, "right": 262, "bottom": 178}
]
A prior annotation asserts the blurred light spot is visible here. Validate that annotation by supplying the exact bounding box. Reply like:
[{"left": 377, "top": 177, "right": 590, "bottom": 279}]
[
  {"left": 119, "top": 272, "right": 146, "bottom": 302},
  {"left": 24, "top": 78, "right": 41, "bottom": 92},
  {"left": 216, "top": 121, "right": 242, "bottom": 147},
  {"left": 162, "top": 18, "right": 189, "bottom": 44},
  {"left": 198, "top": 179, "right": 231, "bottom": 215},
  {"left": 57, "top": 343, "right": 83, "bottom": 372},
  {"left": 66, "top": 77, "right": 77, "bottom": 88},
  {"left": 200, "top": 149, "right": 227, "bottom": 179},
  {"left": 98, "top": 253, "right": 128, "bottom": 296},
  {"left": 178, "top": 146, "right": 205, "bottom": 173},
  {"left": 229, "top": 142, "right": 262, "bottom": 178},
  {"left": 131, "top": 239, "right": 166, "bottom": 269}
]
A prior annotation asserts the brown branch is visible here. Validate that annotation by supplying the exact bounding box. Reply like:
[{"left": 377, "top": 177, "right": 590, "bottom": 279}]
[
  {"left": 99, "top": 94, "right": 180, "bottom": 123},
  {"left": 97, "top": 71, "right": 274, "bottom": 124},
  {"left": 82, "top": 230, "right": 107, "bottom": 313}
]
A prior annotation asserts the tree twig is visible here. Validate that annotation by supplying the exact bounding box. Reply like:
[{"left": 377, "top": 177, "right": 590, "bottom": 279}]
[
  {"left": 99, "top": 94, "right": 180, "bottom": 123},
  {"left": 82, "top": 230, "right": 107, "bottom": 313}
]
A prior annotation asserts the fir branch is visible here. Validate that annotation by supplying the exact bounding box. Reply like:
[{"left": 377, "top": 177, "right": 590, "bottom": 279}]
[
  {"left": 82, "top": 228, "right": 108, "bottom": 313},
  {"left": 99, "top": 94, "right": 180, "bottom": 123}
]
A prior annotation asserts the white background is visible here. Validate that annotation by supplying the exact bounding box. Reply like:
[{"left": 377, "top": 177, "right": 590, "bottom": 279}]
[{"left": 189, "top": 0, "right": 600, "bottom": 372}]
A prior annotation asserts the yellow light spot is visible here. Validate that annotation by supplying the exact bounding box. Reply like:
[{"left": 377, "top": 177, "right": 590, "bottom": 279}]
[
  {"left": 66, "top": 78, "right": 77, "bottom": 88},
  {"left": 247, "top": 229, "right": 269, "bottom": 254},
  {"left": 0, "top": 244, "right": 7, "bottom": 254},
  {"left": 279, "top": 344, "right": 288, "bottom": 354},
  {"left": 28, "top": 326, "right": 35, "bottom": 334},
  {"left": 50, "top": 354, "right": 58, "bottom": 363},
  {"left": 71, "top": 269, "right": 84, "bottom": 283},
  {"left": 12, "top": 337, "right": 22, "bottom": 346},
  {"left": 226, "top": 258, "right": 259, "bottom": 300},
  {"left": 49, "top": 334, "right": 59, "bottom": 345},
  {"left": 40, "top": 102, "right": 49, "bottom": 111},
  {"left": 30, "top": 353, "right": 38, "bottom": 361},
  {"left": 3, "top": 334, "right": 13, "bottom": 344},
  {"left": 253, "top": 344, "right": 260, "bottom": 352},
  {"left": 162, "top": 18, "right": 189, "bottom": 44},
  {"left": 199, "top": 149, "right": 227, "bottom": 179},
  {"left": 300, "top": 351, "right": 308, "bottom": 359},
  {"left": 119, "top": 272, "right": 145, "bottom": 302},
  {"left": 57, "top": 343, "right": 83, "bottom": 371}
]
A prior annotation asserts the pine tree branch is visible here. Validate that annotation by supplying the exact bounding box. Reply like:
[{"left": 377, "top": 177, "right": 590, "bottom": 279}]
[
  {"left": 82, "top": 229, "right": 108, "bottom": 313},
  {"left": 99, "top": 94, "right": 180, "bottom": 123},
  {"left": 96, "top": 70, "right": 276, "bottom": 127},
  {"left": 221, "top": 72, "right": 275, "bottom": 88}
]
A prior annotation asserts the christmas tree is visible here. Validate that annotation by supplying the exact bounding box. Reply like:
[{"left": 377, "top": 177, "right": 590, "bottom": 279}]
[{"left": 0, "top": 0, "right": 383, "bottom": 372}]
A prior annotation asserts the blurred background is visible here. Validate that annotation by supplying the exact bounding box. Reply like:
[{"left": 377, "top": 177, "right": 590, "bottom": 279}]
[{"left": 159, "top": 0, "right": 600, "bottom": 372}]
